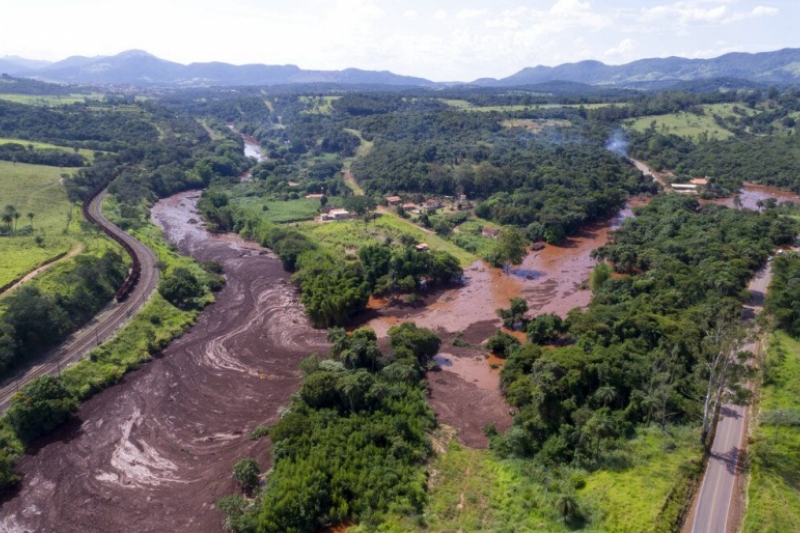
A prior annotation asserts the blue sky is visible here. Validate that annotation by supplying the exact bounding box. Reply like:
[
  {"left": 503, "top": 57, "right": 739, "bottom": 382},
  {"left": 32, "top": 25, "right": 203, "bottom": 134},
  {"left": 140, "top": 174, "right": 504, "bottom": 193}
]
[{"left": 1, "top": 0, "right": 796, "bottom": 81}]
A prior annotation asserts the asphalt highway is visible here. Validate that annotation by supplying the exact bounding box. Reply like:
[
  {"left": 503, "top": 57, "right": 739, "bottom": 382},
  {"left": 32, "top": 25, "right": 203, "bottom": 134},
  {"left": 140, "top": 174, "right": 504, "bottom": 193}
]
[
  {"left": 690, "top": 265, "right": 771, "bottom": 533},
  {"left": 0, "top": 189, "right": 159, "bottom": 412}
]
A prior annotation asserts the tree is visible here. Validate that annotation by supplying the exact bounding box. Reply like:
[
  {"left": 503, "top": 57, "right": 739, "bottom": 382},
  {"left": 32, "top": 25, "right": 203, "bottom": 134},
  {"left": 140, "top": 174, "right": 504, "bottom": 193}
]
[
  {"left": 319, "top": 195, "right": 328, "bottom": 208},
  {"left": 699, "top": 321, "right": 751, "bottom": 447},
  {"left": 490, "top": 227, "right": 527, "bottom": 271},
  {"left": 496, "top": 297, "right": 528, "bottom": 329},
  {"left": 233, "top": 457, "right": 260, "bottom": 493},
  {"left": 589, "top": 262, "right": 612, "bottom": 292},
  {"left": 158, "top": 267, "right": 203, "bottom": 307},
  {"left": 388, "top": 322, "right": 441, "bottom": 366},
  {"left": 6, "top": 376, "right": 79, "bottom": 443},
  {"left": 26, "top": 212, "right": 34, "bottom": 228}
]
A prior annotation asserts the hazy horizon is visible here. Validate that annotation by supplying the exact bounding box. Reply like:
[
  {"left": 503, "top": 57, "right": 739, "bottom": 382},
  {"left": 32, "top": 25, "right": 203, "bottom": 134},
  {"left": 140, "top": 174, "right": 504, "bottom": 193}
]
[{"left": 2, "top": 0, "right": 797, "bottom": 82}]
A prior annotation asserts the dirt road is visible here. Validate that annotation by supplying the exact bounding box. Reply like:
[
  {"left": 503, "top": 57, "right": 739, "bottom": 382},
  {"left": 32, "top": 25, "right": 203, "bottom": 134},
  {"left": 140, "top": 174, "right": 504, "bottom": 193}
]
[
  {"left": 0, "top": 243, "right": 84, "bottom": 297},
  {"left": 0, "top": 191, "right": 328, "bottom": 533},
  {"left": 687, "top": 265, "right": 771, "bottom": 533},
  {"left": 0, "top": 189, "right": 159, "bottom": 413}
]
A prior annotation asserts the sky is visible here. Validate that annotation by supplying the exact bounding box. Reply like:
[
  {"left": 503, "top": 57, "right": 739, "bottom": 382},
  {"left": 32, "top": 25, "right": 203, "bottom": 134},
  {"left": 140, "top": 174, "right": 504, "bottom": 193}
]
[{"left": 1, "top": 0, "right": 797, "bottom": 82}]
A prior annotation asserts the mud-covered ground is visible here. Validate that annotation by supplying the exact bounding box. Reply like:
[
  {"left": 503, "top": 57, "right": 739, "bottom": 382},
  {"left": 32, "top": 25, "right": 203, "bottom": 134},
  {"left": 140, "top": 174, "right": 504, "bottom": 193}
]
[
  {"left": 0, "top": 192, "right": 329, "bottom": 533},
  {"left": 0, "top": 194, "right": 639, "bottom": 531}
]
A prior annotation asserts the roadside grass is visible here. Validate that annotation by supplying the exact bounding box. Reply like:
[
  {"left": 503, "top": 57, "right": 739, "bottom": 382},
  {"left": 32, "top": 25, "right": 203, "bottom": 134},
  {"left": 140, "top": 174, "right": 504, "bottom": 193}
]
[
  {"left": 0, "top": 160, "right": 84, "bottom": 289},
  {"left": 0, "top": 94, "right": 101, "bottom": 106},
  {"left": 743, "top": 331, "right": 800, "bottom": 533},
  {"left": 296, "top": 213, "right": 477, "bottom": 267},
  {"left": 625, "top": 110, "right": 735, "bottom": 141},
  {"left": 375, "top": 425, "right": 701, "bottom": 532},
  {"left": 0, "top": 137, "right": 100, "bottom": 161}
]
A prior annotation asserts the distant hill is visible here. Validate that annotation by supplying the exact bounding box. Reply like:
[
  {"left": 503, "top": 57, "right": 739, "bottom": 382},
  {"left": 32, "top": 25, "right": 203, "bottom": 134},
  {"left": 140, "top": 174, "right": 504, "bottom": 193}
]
[
  {"left": 2, "top": 48, "right": 800, "bottom": 89},
  {"left": 478, "top": 48, "right": 800, "bottom": 87},
  {"left": 1, "top": 50, "right": 437, "bottom": 87},
  {"left": 0, "top": 56, "right": 51, "bottom": 71}
]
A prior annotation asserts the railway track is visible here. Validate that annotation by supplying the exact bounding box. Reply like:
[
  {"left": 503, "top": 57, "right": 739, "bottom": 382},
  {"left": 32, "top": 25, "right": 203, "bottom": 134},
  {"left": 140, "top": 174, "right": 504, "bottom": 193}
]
[{"left": 0, "top": 183, "right": 159, "bottom": 412}]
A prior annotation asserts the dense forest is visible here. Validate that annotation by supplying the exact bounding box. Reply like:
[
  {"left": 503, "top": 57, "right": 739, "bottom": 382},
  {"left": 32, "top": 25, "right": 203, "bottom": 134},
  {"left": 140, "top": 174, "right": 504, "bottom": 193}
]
[
  {"left": 496, "top": 195, "right": 794, "bottom": 462},
  {"left": 219, "top": 323, "right": 440, "bottom": 533}
]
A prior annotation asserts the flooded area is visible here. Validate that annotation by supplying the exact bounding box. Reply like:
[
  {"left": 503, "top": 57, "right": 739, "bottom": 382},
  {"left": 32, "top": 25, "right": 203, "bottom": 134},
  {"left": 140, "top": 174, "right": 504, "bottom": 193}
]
[
  {"left": 0, "top": 191, "right": 328, "bottom": 533},
  {"left": 707, "top": 182, "right": 800, "bottom": 210}
]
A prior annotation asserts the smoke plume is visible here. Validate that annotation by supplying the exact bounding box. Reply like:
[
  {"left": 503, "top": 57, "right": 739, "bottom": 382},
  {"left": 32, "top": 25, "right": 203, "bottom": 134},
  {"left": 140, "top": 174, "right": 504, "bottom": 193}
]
[{"left": 605, "top": 129, "right": 629, "bottom": 158}]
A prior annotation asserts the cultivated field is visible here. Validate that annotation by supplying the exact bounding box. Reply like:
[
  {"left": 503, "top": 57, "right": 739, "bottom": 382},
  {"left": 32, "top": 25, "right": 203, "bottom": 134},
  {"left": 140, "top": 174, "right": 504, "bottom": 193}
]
[{"left": 0, "top": 160, "right": 82, "bottom": 288}]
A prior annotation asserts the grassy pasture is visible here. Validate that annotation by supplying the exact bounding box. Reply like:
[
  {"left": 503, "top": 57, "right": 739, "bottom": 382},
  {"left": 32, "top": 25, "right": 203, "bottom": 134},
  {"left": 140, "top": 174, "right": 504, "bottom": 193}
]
[
  {"left": 0, "top": 137, "right": 99, "bottom": 162},
  {"left": 295, "top": 213, "right": 477, "bottom": 267},
  {"left": 441, "top": 99, "right": 627, "bottom": 112},
  {"left": 235, "top": 197, "right": 330, "bottom": 224},
  {"left": 0, "top": 93, "right": 102, "bottom": 106},
  {"left": 743, "top": 331, "right": 800, "bottom": 533},
  {"left": 300, "top": 95, "right": 340, "bottom": 114},
  {"left": 625, "top": 110, "right": 735, "bottom": 141},
  {"left": 0, "top": 160, "right": 85, "bottom": 288}
]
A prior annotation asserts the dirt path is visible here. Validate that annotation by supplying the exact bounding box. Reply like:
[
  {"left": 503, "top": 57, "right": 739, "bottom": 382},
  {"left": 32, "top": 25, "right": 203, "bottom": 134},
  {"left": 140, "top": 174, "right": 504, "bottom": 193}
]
[
  {"left": 0, "top": 191, "right": 328, "bottom": 533},
  {"left": 0, "top": 243, "right": 84, "bottom": 297}
]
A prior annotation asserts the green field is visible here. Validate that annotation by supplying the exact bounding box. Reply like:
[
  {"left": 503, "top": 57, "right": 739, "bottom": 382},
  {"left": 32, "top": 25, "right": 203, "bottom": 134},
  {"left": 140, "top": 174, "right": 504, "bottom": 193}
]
[
  {"left": 441, "top": 99, "right": 626, "bottom": 112},
  {"left": 0, "top": 137, "right": 100, "bottom": 161},
  {"left": 235, "top": 197, "right": 330, "bottom": 224},
  {"left": 376, "top": 425, "right": 701, "bottom": 532},
  {"left": 296, "top": 213, "right": 477, "bottom": 267},
  {"left": 300, "top": 95, "right": 340, "bottom": 114},
  {"left": 624, "top": 105, "right": 742, "bottom": 141},
  {"left": 743, "top": 331, "right": 800, "bottom": 533},
  {"left": 0, "top": 93, "right": 102, "bottom": 106},
  {"left": 0, "top": 160, "right": 84, "bottom": 289}
]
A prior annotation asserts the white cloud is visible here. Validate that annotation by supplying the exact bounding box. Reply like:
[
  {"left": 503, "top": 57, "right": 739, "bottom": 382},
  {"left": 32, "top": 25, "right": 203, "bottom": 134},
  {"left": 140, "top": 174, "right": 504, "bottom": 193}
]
[
  {"left": 456, "top": 9, "right": 488, "bottom": 20},
  {"left": 402, "top": 9, "right": 418, "bottom": 20},
  {"left": 723, "top": 5, "right": 778, "bottom": 23},
  {"left": 604, "top": 38, "right": 639, "bottom": 58},
  {"left": 433, "top": 9, "right": 447, "bottom": 20},
  {"left": 550, "top": 0, "right": 591, "bottom": 16}
]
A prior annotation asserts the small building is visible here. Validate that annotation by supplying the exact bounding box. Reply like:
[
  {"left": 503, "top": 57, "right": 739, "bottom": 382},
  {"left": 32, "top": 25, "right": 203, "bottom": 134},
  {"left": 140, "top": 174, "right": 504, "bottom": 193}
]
[
  {"left": 321, "top": 208, "right": 351, "bottom": 221},
  {"left": 671, "top": 183, "right": 698, "bottom": 194},
  {"left": 305, "top": 193, "right": 324, "bottom": 199},
  {"left": 482, "top": 227, "right": 500, "bottom": 239},
  {"left": 402, "top": 203, "right": 417, "bottom": 211},
  {"left": 425, "top": 199, "right": 441, "bottom": 209},
  {"left": 385, "top": 196, "right": 402, "bottom": 205},
  {"left": 414, "top": 243, "right": 430, "bottom": 252},
  {"left": 288, "top": 181, "right": 300, "bottom": 187},
  {"left": 690, "top": 177, "right": 709, "bottom": 187}
]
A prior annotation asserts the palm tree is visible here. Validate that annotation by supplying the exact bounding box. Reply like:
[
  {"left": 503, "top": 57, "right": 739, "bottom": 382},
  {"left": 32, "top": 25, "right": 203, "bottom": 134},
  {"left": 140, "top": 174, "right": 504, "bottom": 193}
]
[
  {"left": 594, "top": 385, "right": 618, "bottom": 406},
  {"left": 1, "top": 212, "right": 11, "bottom": 233},
  {"left": 555, "top": 494, "right": 579, "bottom": 524},
  {"left": 13, "top": 211, "right": 20, "bottom": 233},
  {"left": 27, "top": 212, "right": 34, "bottom": 228}
]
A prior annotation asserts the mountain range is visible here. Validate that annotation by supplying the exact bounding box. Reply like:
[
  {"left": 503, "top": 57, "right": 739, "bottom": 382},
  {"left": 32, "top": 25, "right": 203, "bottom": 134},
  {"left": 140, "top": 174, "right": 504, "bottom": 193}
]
[{"left": 2, "top": 48, "right": 800, "bottom": 88}]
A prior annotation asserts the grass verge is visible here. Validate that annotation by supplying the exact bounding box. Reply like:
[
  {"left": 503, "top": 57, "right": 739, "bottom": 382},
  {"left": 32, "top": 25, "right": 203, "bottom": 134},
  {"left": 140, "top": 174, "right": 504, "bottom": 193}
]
[{"left": 742, "top": 330, "right": 800, "bottom": 532}]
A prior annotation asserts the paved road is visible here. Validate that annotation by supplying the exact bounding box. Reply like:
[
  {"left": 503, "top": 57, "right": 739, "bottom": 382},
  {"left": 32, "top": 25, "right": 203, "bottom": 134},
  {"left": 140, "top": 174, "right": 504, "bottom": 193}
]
[
  {"left": 0, "top": 189, "right": 159, "bottom": 412},
  {"left": 690, "top": 265, "right": 771, "bottom": 533}
]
